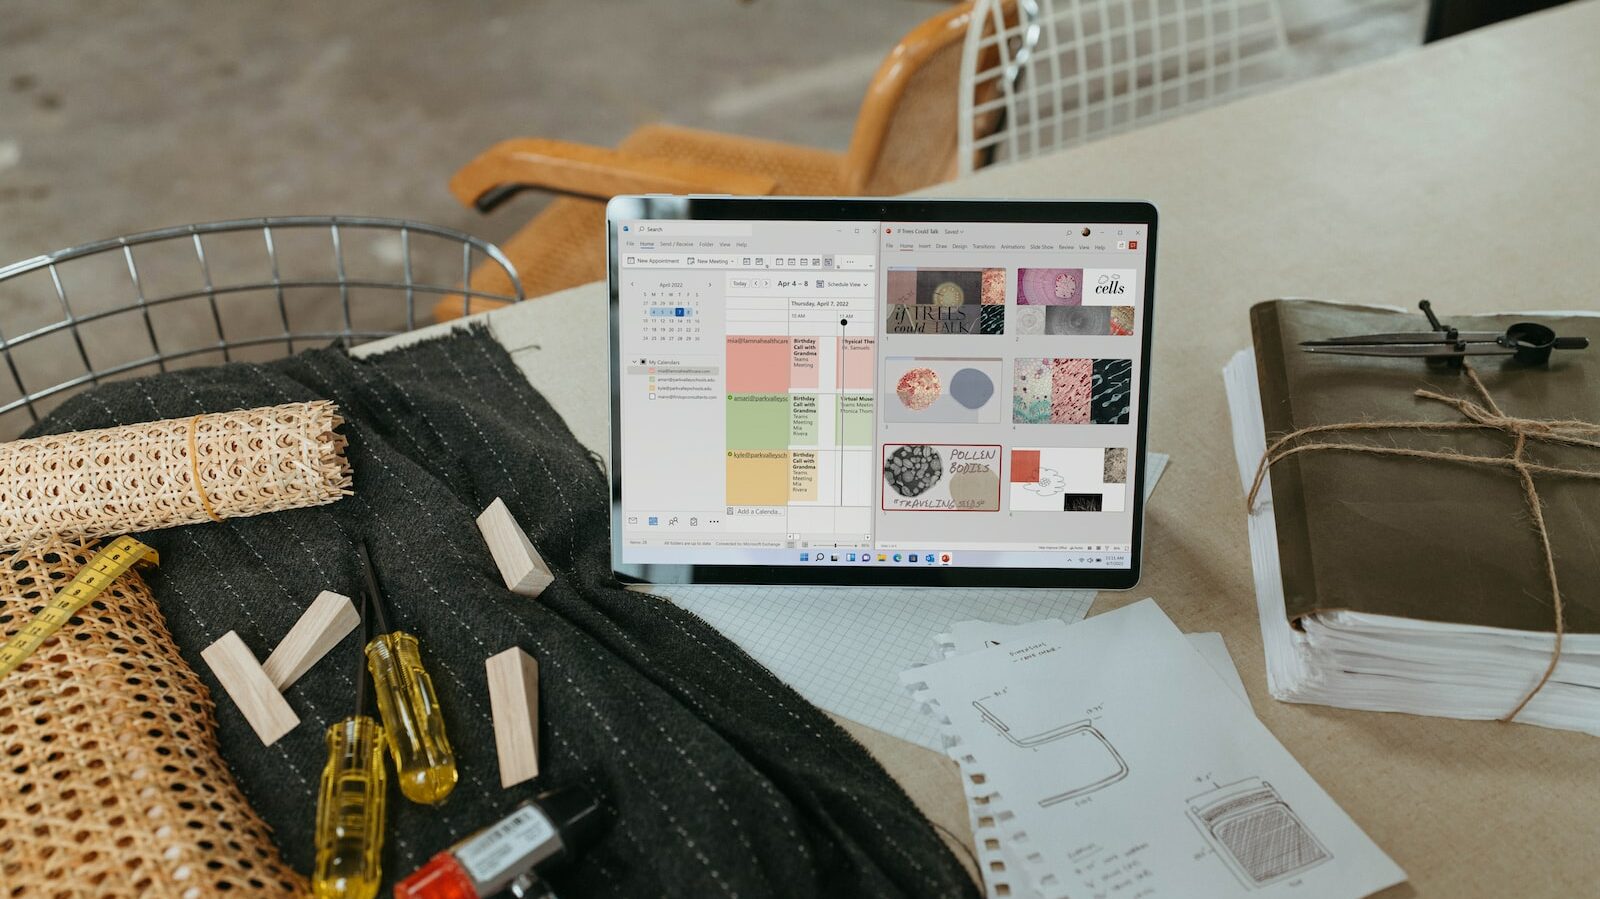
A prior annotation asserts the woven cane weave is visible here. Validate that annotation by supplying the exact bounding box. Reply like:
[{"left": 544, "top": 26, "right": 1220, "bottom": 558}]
[
  {"left": 0, "top": 539, "right": 307, "bottom": 897},
  {"left": 0, "top": 401, "right": 351, "bottom": 551}
]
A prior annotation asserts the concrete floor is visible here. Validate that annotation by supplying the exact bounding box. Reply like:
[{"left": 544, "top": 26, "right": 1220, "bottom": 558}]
[{"left": 0, "top": 0, "right": 1425, "bottom": 436}]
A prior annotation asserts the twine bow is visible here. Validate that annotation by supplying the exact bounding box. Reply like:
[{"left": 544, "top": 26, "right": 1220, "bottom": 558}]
[{"left": 1247, "top": 363, "right": 1600, "bottom": 722}]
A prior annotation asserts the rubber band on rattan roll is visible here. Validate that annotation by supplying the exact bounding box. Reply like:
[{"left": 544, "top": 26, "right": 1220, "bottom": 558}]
[{"left": 0, "top": 401, "right": 352, "bottom": 550}]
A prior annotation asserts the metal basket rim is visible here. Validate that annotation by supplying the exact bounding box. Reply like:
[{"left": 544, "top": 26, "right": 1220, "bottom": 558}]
[{"left": 0, "top": 214, "right": 524, "bottom": 295}]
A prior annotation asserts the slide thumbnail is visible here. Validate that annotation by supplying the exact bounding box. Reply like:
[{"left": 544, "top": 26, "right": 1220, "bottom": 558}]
[
  {"left": 1015, "top": 304, "right": 1135, "bottom": 336},
  {"left": 1017, "top": 265, "right": 1081, "bottom": 303},
  {"left": 883, "top": 356, "right": 1003, "bottom": 424},
  {"left": 885, "top": 267, "right": 1005, "bottom": 335},
  {"left": 1017, "top": 267, "right": 1137, "bottom": 308},
  {"left": 1081, "top": 268, "right": 1137, "bottom": 305},
  {"left": 1012, "top": 358, "right": 1132, "bottom": 424},
  {"left": 1016, "top": 268, "right": 1082, "bottom": 305},
  {"left": 1009, "top": 447, "right": 1128, "bottom": 512},
  {"left": 882, "top": 443, "right": 1001, "bottom": 512}
]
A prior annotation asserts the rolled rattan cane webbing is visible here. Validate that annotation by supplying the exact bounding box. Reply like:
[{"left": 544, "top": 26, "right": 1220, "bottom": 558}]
[
  {"left": 0, "top": 540, "right": 306, "bottom": 897},
  {"left": 0, "top": 401, "right": 352, "bottom": 551}
]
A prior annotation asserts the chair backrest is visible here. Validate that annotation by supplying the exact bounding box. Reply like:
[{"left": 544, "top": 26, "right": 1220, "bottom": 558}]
[
  {"left": 958, "top": 0, "right": 1289, "bottom": 174},
  {"left": 841, "top": 2, "right": 1008, "bottom": 196}
]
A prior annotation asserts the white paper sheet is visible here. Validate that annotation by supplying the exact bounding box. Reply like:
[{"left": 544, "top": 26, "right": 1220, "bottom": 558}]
[
  {"left": 941, "top": 619, "right": 1068, "bottom": 899},
  {"left": 947, "top": 620, "right": 1248, "bottom": 705},
  {"left": 941, "top": 619, "right": 1251, "bottom": 899},
  {"left": 904, "top": 600, "right": 1405, "bottom": 899},
  {"left": 1185, "top": 631, "right": 1249, "bottom": 705}
]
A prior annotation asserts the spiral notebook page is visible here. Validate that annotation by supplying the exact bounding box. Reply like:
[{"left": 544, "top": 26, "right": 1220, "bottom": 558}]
[
  {"left": 654, "top": 453, "right": 1167, "bottom": 750},
  {"left": 904, "top": 600, "right": 1405, "bottom": 899},
  {"left": 941, "top": 619, "right": 1250, "bottom": 899}
]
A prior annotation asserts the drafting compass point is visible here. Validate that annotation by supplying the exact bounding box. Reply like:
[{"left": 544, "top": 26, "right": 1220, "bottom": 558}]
[{"left": 1299, "top": 300, "right": 1589, "bottom": 365}]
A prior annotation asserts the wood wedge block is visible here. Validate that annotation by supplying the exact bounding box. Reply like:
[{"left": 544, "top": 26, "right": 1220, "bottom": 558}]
[
  {"left": 262, "top": 590, "right": 360, "bottom": 690},
  {"left": 486, "top": 647, "right": 540, "bottom": 787},
  {"left": 202, "top": 631, "right": 300, "bottom": 746},
  {"left": 477, "top": 497, "right": 554, "bottom": 597}
]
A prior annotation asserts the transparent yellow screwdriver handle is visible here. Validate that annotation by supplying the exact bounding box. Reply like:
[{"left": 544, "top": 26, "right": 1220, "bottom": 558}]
[
  {"left": 366, "top": 631, "right": 458, "bottom": 805},
  {"left": 313, "top": 716, "right": 387, "bottom": 899}
]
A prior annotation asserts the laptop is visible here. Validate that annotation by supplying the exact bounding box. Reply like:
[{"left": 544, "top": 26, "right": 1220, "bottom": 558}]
[{"left": 607, "top": 197, "right": 1156, "bottom": 589}]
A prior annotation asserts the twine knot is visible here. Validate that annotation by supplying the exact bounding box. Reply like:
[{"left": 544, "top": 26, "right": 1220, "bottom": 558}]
[{"left": 1424, "top": 393, "right": 1510, "bottom": 428}]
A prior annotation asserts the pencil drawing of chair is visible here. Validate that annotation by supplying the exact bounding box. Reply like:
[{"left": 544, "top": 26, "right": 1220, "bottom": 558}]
[
  {"left": 1186, "top": 777, "right": 1330, "bottom": 887},
  {"left": 973, "top": 701, "right": 1129, "bottom": 805}
]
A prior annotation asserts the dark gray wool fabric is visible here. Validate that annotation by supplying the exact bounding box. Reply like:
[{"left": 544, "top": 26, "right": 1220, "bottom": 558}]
[{"left": 27, "top": 327, "right": 978, "bottom": 899}]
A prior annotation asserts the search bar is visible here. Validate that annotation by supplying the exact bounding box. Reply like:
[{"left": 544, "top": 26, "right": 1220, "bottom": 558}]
[{"left": 625, "top": 222, "right": 754, "bottom": 236}]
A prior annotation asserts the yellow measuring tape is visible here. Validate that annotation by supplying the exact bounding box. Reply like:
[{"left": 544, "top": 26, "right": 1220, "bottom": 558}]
[{"left": 0, "top": 536, "right": 159, "bottom": 680}]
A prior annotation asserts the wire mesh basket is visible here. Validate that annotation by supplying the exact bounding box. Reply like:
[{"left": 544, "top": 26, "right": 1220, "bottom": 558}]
[{"left": 0, "top": 216, "right": 523, "bottom": 440}]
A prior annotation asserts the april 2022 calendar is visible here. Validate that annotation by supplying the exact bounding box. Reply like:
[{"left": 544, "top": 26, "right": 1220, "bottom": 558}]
[{"left": 637, "top": 287, "right": 703, "bottom": 342}]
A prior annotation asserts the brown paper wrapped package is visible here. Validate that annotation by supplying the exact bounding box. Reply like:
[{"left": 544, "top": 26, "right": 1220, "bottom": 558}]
[{"left": 1249, "top": 301, "right": 1600, "bottom": 635}]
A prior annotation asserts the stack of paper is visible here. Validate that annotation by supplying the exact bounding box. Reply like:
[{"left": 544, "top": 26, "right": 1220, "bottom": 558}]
[
  {"left": 1224, "top": 349, "right": 1600, "bottom": 735},
  {"left": 904, "top": 600, "right": 1404, "bottom": 899}
]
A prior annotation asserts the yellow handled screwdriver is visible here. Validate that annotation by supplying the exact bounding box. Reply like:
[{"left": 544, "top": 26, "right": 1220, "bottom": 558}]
[
  {"left": 359, "top": 539, "right": 458, "bottom": 805},
  {"left": 313, "top": 602, "right": 386, "bottom": 899}
]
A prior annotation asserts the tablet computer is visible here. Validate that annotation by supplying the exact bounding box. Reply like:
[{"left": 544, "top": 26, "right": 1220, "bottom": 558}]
[{"left": 607, "top": 196, "right": 1156, "bottom": 588}]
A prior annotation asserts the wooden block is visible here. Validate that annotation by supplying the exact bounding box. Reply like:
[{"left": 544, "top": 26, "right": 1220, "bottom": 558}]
[
  {"left": 486, "top": 647, "right": 540, "bottom": 787},
  {"left": 477, "top": 497, "right": 554, "bottom": 597},
  {"left": 202, "top": 631, "right": 300, "bottom": 746},
  {"left": 261, "top": 591, "right": 360, "bottom": 691}
]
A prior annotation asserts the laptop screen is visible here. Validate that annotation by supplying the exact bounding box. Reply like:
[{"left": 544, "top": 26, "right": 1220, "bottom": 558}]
[{"left": 613, "top": 215, "right": 1150, "bottom": 575}]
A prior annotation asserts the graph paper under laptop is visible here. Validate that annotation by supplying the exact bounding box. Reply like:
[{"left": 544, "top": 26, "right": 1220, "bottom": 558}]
[{"left": 654, "top": 454, "right": 1165, "bottom": 749}]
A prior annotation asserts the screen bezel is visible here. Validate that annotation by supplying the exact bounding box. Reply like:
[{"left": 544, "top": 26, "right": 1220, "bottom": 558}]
[{"left": 607, "top": 196, "right": 1157, "bottom": 588}]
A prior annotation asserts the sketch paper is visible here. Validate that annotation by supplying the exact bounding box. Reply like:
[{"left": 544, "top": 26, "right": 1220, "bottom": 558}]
[
  {"left": 1185, "top": 631, "right": 1249, "bottom": 705},
  {"left": 939, "top": 619, "right": 1250, "bottom": 899},
  {"left": 947, "top": 620, "right": 1248, "bottom": 705},
  {"left": 940, "top": 618, "right": 1068, "bottom": 899},
  {"left": 905, "top": 600, "right": 1404, "bottom": 899}
]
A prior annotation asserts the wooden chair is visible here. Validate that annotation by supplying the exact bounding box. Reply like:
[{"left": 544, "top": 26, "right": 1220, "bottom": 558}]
[{"left": 439, "top": 1, "right": 1002, "bottom": 320}]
